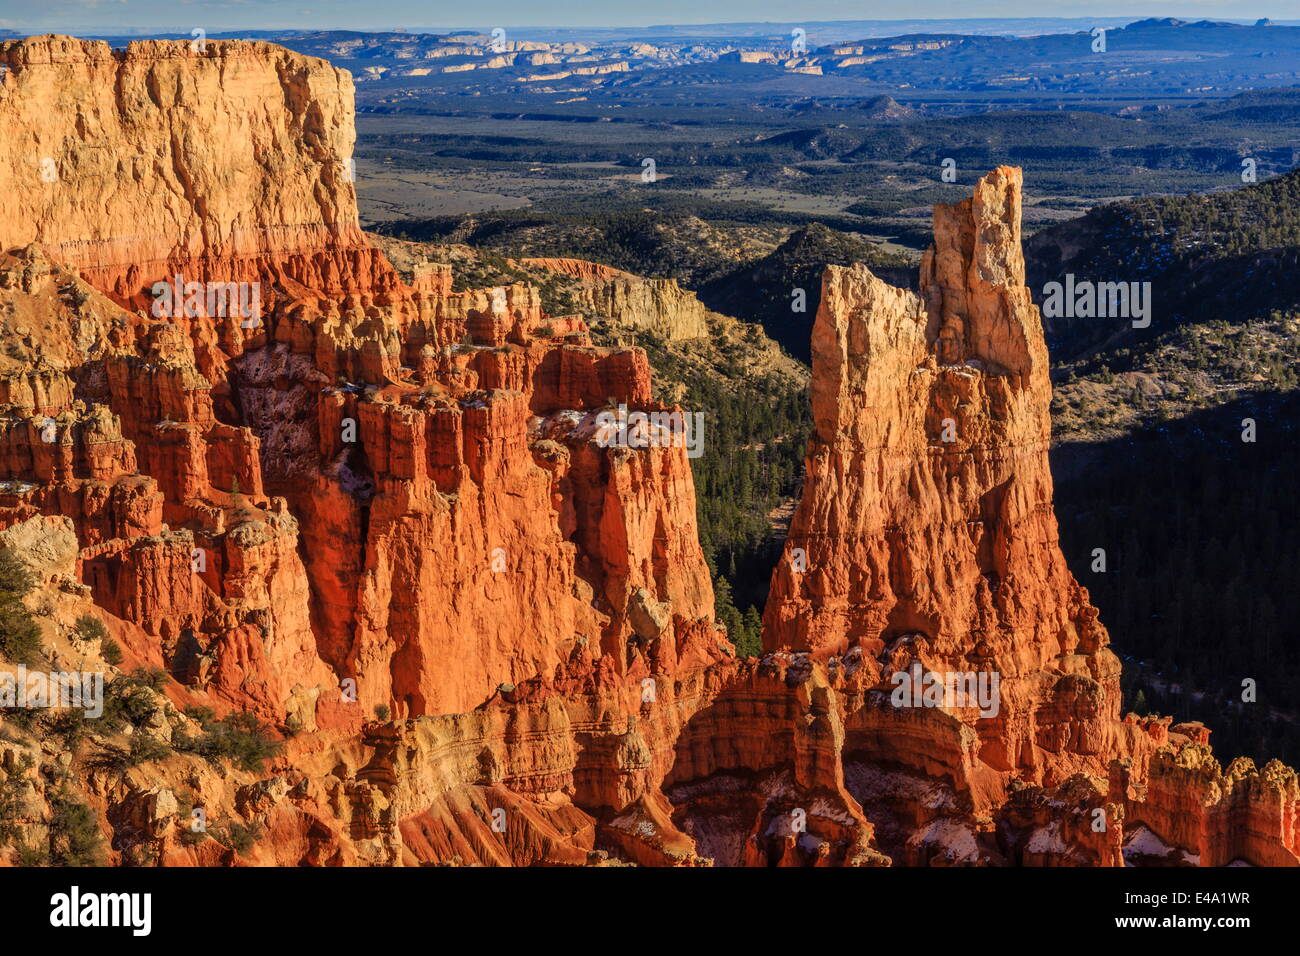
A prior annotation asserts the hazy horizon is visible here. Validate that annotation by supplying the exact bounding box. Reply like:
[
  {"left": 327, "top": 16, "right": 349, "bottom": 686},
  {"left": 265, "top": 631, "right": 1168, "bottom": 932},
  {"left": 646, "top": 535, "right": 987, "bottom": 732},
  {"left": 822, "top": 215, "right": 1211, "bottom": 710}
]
[{"left": 1, "top": 1, "right": 1297, "bottom": 36}]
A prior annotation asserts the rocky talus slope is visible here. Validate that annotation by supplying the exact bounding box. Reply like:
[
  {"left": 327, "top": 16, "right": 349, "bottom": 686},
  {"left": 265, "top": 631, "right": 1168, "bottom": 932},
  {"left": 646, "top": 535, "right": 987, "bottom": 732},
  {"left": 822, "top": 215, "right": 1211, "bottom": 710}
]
[{"left": 0, "top": 36, "right": 1293, "bottom": 866}]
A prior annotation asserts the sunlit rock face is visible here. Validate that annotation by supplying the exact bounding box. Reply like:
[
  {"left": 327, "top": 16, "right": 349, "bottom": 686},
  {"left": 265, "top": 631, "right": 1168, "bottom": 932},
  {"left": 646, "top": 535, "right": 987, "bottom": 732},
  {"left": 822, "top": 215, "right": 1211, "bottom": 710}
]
[{"left": 752, "top": 166, "right": 1299, "bottom": 866}]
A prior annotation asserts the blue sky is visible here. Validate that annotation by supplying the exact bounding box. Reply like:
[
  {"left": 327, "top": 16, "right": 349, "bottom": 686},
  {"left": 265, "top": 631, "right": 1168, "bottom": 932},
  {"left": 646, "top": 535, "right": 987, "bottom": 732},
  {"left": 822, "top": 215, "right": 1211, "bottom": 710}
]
[{"left": 0, "top": 0, "right": 1291, "bottom": 35}]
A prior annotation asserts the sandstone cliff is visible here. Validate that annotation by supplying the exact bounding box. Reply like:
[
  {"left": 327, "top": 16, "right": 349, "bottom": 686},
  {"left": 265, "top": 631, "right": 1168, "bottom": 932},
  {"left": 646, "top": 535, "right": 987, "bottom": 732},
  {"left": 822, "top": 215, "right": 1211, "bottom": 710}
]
[
  {"left": 523, "top": 257, "right": 710, "bottom": 341},
  {"left": 0, "top": 35, "right": 375, "bottom": 303},
  {"left": 0, "top": 36, "right": 730, "bottom": 866}
]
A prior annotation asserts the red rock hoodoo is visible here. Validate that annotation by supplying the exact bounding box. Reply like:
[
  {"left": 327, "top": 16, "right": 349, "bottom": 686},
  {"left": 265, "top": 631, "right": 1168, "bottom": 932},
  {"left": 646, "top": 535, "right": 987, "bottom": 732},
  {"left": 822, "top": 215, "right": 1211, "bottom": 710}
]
[
  {"left": 751, "top": 165, "right": 1299, "bottom": 866},
  {"left": 0, "top": 35, "right": 1293, "bottom": 866}
]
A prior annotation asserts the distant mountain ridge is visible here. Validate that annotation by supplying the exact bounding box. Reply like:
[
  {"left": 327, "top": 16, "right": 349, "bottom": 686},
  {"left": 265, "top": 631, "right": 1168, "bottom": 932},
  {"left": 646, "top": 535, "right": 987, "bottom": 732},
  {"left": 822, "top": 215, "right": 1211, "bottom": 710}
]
[{"left": 49, "top": 18, "right": 1300, "bottom": 101}]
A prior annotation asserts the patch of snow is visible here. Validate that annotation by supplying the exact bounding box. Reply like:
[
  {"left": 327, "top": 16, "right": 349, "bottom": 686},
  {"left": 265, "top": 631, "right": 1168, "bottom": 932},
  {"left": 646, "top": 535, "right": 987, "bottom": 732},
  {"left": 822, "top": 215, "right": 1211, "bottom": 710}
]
[
  {"left": 797, "top": 833, "right": 825, "bottom": 854},
  {"left": 906, "top": 818, "right": 980, "bottom": 863},
  {"left": 1026, "top": 822, "right": 1067, "bottom": 855},
  {"left": 1123, "top": 824, "right": 1175, "bottom": 861}
]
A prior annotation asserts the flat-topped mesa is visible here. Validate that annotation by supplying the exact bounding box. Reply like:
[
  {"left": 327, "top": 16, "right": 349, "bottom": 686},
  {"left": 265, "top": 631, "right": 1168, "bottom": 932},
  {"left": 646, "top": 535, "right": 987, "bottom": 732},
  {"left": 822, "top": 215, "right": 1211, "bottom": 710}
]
[
  {"left": 0, "top": 33, "right": 1294, "bottom": 862},
  {"left": 0, "top": 34, "right": 746, "bottom": 866},
  {"left": 0, "top": 35, "right": 392, "bottom": 307}
]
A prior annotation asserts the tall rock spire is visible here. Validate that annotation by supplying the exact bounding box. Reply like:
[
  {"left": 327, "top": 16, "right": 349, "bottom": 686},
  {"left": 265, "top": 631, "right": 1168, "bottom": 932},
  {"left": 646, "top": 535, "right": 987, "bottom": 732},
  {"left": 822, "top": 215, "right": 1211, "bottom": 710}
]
[
  {"left": 751, "top": 166, "right": 1299, "bottom": 865},
  {"left": 766, "top": 166, "right": 1128, "bottom": 793}
]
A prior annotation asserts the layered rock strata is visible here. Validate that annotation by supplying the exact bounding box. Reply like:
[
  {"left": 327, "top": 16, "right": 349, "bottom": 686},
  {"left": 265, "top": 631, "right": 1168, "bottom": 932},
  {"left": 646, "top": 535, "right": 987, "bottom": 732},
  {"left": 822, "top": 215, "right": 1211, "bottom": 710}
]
[
  {"left": 0, "top": 36, "right": 733, "bottom": 865},
  {"left": 523, "top": 257, "right": 710, "bottom": 340}
]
